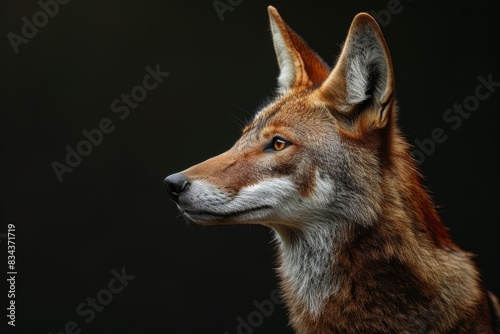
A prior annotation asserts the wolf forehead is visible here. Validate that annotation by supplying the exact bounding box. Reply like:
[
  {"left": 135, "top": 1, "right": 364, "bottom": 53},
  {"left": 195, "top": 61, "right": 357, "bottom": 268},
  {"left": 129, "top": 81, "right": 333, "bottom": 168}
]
[{"left": 242, "top": 91, "right": 337, "bottom": 139}]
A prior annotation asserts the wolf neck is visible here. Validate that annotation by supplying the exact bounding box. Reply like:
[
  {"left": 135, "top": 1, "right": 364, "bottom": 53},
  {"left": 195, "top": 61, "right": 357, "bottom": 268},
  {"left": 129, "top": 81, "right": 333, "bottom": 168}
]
[
  {"left": 272, "top": 152, "right": 464, "bottom": 322},
  {"left": 274, "top": 218, "right": 442, "bottom": 324},
  {"left": 273, "top": 222, "right": 340, "bottom": 316}
]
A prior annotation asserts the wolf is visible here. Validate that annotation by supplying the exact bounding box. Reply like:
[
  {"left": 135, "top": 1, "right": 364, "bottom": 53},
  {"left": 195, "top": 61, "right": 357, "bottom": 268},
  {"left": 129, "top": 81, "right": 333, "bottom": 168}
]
[{"left": 164, "top": 6, "right": 499, "bottom": 333}]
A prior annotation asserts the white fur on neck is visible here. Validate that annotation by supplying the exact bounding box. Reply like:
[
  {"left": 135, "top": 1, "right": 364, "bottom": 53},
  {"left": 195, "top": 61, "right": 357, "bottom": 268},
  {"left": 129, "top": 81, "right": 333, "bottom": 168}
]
[{"left": 274, "top": 222, "right": 339, "bottom": 316}]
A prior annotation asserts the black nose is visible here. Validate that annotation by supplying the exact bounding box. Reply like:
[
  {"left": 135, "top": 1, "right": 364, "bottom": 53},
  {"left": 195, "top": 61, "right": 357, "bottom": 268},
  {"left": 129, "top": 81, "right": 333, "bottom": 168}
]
[{"left": 164, "top": 173, "right": 190, "bottom": 203}]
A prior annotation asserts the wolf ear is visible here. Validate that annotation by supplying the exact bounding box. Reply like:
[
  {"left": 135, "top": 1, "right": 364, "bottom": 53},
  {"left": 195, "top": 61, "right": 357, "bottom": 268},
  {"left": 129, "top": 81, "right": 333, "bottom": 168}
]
[
  {"left": 318, "top": 13, "right": 395, "bottom": 132},
  {"left": 268, "top": 6, "right": 330, "bottom": 93}
]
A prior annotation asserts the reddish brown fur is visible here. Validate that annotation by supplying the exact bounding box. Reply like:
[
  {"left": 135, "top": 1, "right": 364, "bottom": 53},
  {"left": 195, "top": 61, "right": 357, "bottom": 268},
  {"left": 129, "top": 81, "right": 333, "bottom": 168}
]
[
  {"left": 268, "top": 9, "right": 498, "bottom": 333},
  {"left": 169, "top": 7, "right": 499, "bottom": 333},
  {"left": 275, "top": 123, "right": 495, "bottom": 333},
  {"left": 268, "top": 7, "right": 330, "bottom": 89}
]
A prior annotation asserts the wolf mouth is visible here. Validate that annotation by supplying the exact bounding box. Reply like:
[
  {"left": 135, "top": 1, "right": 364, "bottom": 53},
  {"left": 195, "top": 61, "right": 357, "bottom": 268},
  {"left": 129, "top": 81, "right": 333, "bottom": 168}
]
[{"left": 184, "top": 205, "right": 272, "bottom": 220}]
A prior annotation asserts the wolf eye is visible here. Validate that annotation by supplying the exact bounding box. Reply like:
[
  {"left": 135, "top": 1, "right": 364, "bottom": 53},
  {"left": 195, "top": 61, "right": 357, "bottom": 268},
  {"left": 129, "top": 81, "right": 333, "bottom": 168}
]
[
  {"left": 265, "top": 137, "right": 290, "bottom": 152},
  {"left": 274, "top": 139, "right": 287, "bottom": 151}
]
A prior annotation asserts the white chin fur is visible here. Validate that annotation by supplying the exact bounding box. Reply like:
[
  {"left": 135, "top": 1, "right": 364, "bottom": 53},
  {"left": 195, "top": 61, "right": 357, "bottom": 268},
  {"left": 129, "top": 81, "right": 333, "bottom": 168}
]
[{"left": 178, "top": 177, "right": 298, "bottom": 223}]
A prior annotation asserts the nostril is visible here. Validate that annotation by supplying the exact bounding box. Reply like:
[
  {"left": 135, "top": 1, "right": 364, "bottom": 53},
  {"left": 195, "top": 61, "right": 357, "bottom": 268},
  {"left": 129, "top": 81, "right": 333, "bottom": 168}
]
[{"left": 164, "top": 173, "right": 190, "bottom": 202}]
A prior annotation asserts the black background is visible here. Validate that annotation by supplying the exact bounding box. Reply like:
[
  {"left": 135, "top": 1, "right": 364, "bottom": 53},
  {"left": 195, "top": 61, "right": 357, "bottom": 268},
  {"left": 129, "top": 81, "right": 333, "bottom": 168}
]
[{"left": 2, "top": 0, "right": 499, "bottom": 333}]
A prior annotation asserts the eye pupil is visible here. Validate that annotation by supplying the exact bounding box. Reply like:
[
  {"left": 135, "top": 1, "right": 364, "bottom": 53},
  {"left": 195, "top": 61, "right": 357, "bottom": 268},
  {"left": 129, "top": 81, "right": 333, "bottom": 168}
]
[{"left": 274, "top": 139, "right": 286, "bottom": 151}]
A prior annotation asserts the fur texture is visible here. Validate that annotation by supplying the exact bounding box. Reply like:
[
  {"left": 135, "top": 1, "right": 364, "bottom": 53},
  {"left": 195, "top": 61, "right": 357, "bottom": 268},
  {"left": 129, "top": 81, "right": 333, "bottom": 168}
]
[{"left": 164, "top": 6, "right": 499, "bottom": 333}]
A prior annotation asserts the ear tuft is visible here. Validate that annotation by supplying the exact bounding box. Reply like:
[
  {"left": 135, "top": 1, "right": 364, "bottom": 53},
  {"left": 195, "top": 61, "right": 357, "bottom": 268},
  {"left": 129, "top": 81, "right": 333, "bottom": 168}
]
[
  {"left": 344, "top": 13, "right": 393, "bottom": 105},
  {"left": 267, "top": 6, "right": 330, "bottom": 93},
  {"left": 318, "top": 12, "right": 395, "bottom": 131},
  {"left": 268, "top": 6, "right": 297, "bottom": 92}
]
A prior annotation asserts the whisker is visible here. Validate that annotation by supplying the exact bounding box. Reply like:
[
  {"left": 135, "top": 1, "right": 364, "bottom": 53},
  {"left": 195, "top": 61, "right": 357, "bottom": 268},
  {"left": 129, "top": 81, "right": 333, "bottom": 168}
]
[
  {"left": 227, "top": 111, "right": 246, "bottom": 129},
  {"left": 230, "top": 103, "right": 253, "bottom": 116},
  {"left": 229, "top": 103, "right": 255, "bottom": 129}
]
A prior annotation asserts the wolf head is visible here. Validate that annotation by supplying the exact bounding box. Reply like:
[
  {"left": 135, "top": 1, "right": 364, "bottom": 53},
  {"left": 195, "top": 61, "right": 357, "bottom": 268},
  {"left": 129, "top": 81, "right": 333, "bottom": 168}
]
[{"left": 165, "top": 7, "right": 404, "bottom": 236}]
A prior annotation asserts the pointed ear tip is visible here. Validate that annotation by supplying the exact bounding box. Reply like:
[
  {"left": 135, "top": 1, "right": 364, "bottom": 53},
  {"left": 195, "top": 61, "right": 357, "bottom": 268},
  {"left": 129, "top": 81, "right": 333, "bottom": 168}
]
[
  {"left": 267, "top": 5, "right": 279, "bottom": 18},
  {"left": 352, "top": 12, "right": 382, "bottom": 30}
]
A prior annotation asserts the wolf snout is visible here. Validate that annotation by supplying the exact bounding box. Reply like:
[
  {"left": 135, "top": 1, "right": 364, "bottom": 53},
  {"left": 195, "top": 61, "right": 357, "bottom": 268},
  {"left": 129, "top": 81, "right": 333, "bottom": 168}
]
[{"left": 164, "top": 173, "right": 190, "bottom": 203}]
